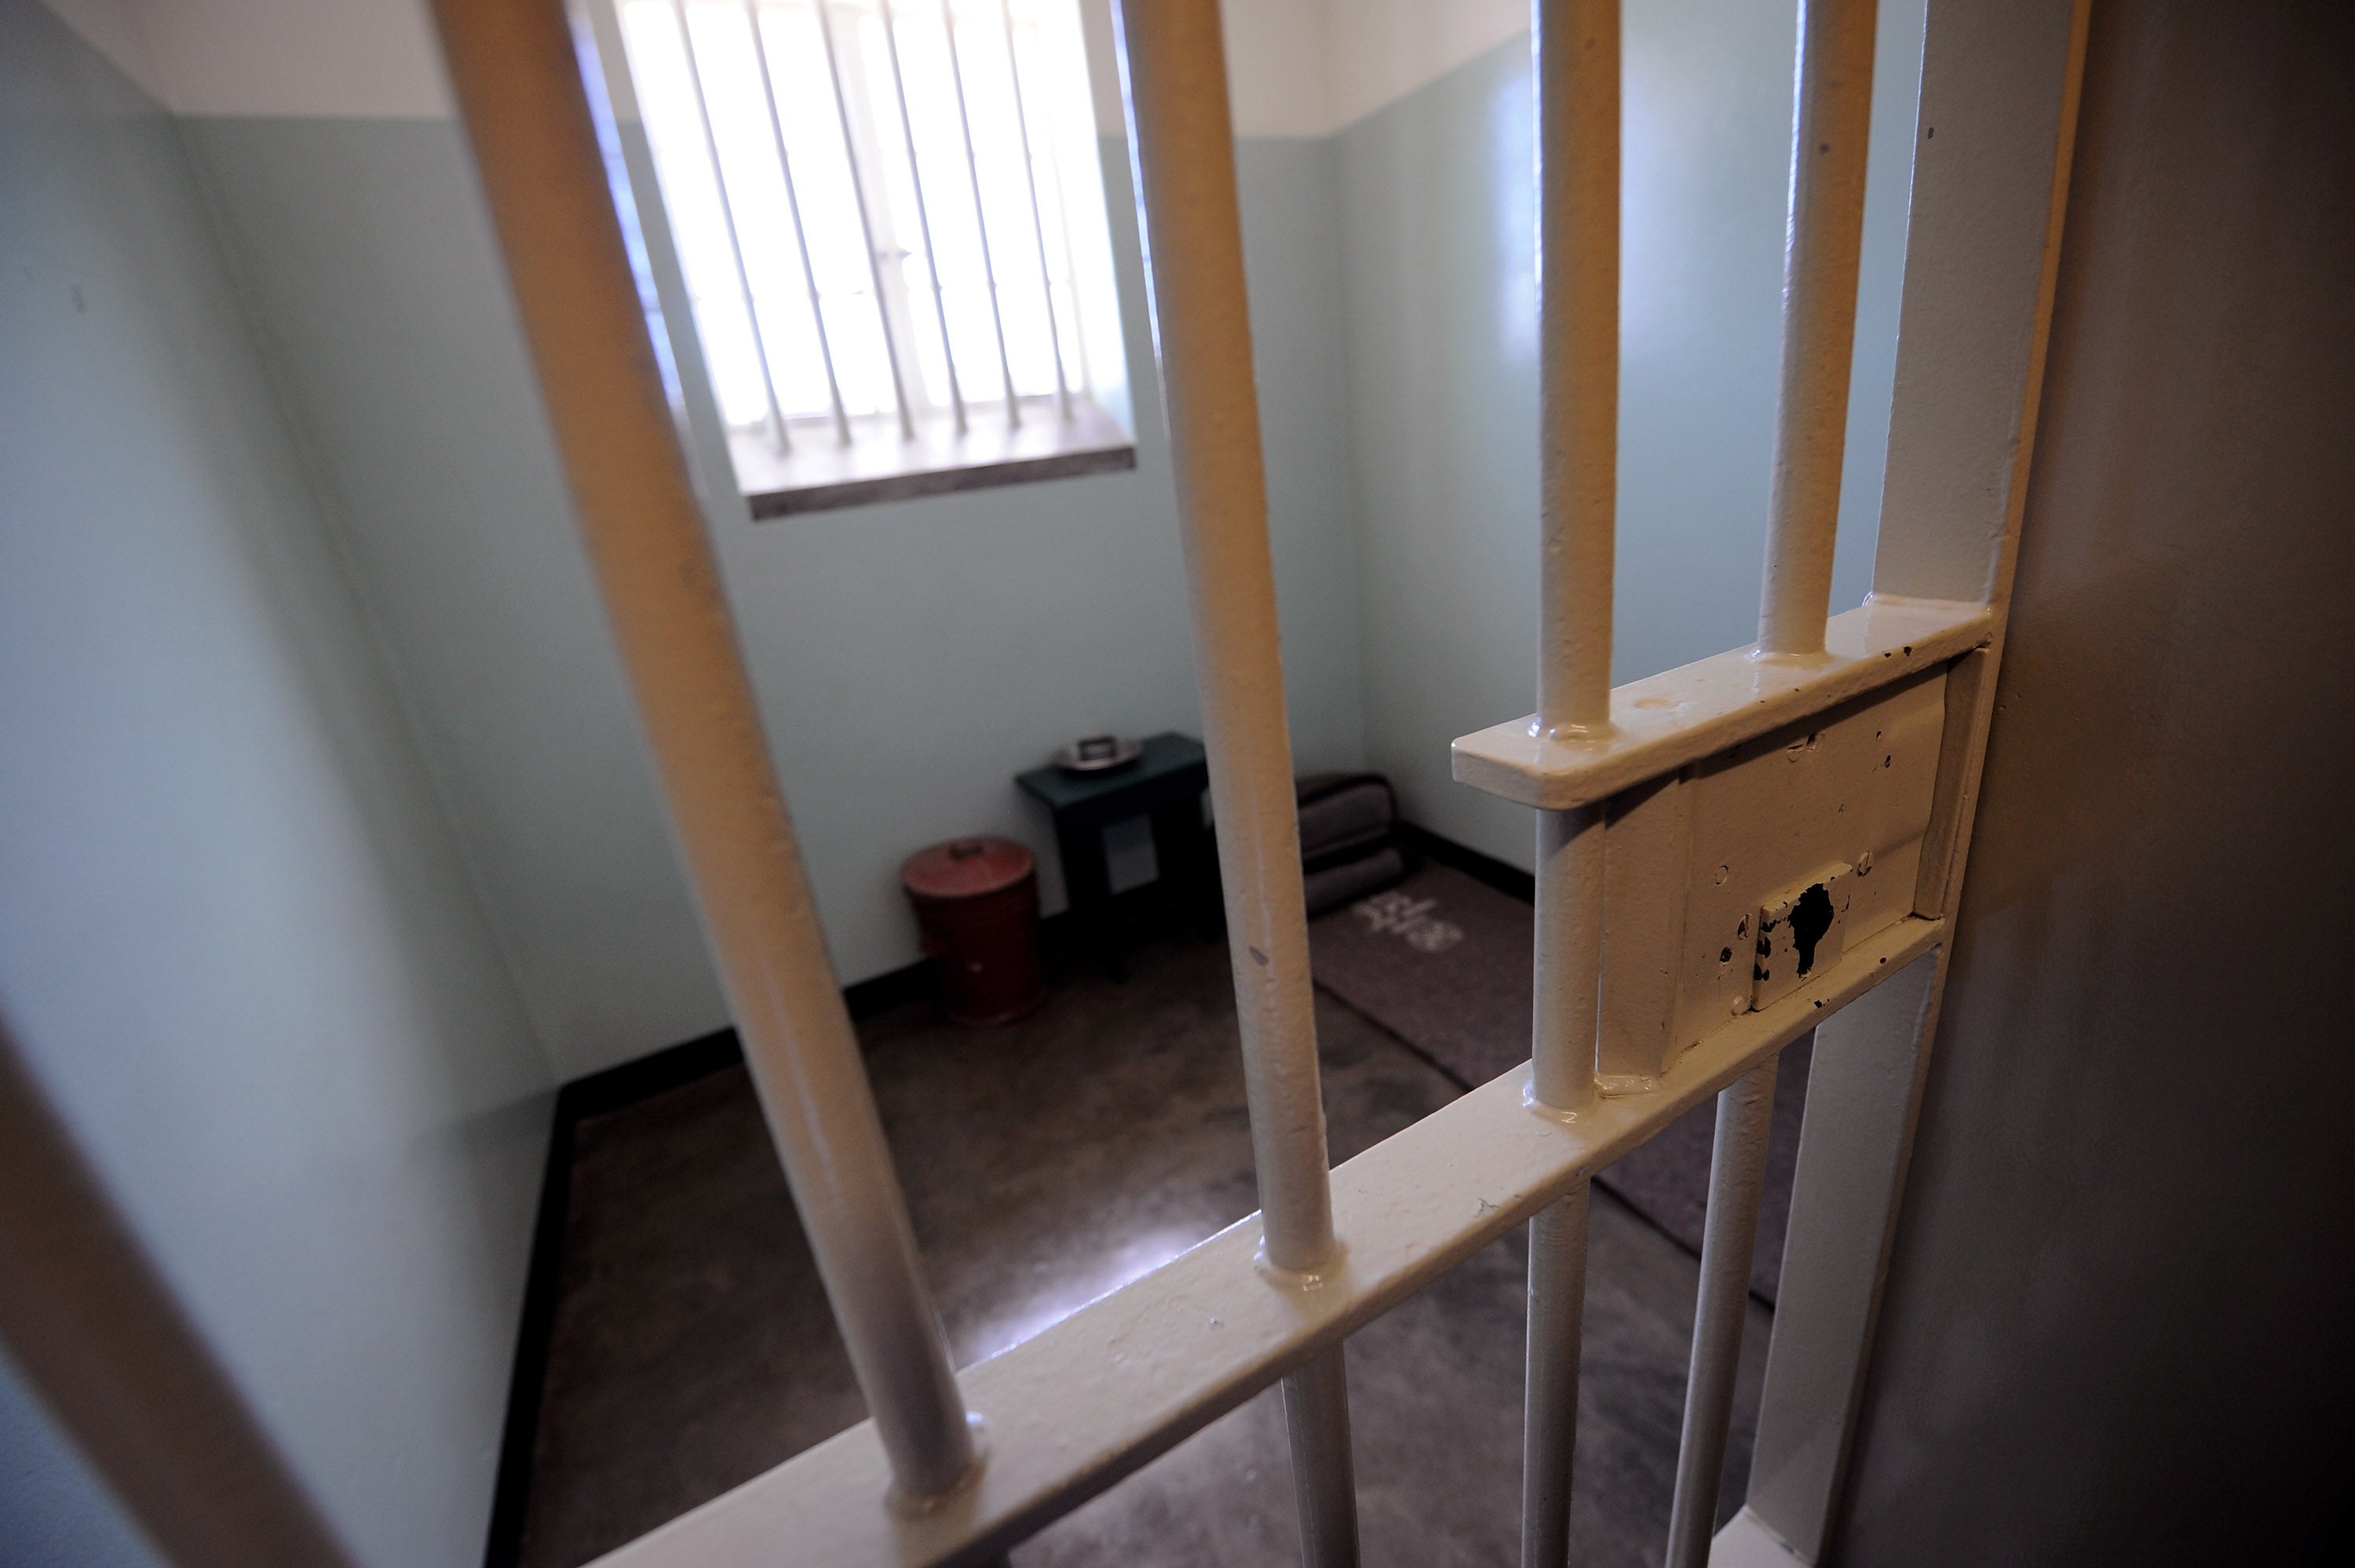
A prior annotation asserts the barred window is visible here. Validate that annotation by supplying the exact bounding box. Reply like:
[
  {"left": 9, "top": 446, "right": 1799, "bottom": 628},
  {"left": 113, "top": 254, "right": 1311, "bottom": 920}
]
[{"left": 608, "top": 0, "right": 1133, "bottom": 514}]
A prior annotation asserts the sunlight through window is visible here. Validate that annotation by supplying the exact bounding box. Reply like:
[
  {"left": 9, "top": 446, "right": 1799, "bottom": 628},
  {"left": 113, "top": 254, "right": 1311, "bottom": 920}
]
[{"left": 611, "top": 0, "right": 1132, "bottom": 510}]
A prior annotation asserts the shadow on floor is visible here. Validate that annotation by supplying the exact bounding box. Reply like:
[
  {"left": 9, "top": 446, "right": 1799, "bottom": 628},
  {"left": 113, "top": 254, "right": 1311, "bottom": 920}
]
[{"left": 513, "top": 934, "right": 1771, "bottom": 1567}]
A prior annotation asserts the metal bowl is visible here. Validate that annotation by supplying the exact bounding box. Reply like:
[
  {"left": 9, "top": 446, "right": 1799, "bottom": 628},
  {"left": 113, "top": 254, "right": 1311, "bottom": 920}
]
[{"left": 1054, "top": 734, "right": 1143, "bottom": 774}]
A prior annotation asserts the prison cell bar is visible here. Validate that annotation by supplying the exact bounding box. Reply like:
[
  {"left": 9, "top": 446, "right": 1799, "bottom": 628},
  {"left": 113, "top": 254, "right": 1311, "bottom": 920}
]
[
  {"left": 1114, "top": 0, "right": 1359, "bottom": 1560},
  {"left": 1522, "top": 0, "right": 1621, "bottom": 1560},
  {"left": 741, "top": 0, "right": 853, "bottom": 446},
  {"left": 432, "top": 0, "right": 978, "bottom": 1504},
  {"left": 1664, "top": 1058, "right": 1780, "bottom": 1564},
  {"left": 1651, "top": 0, "right": 1879, "bottom": 1546},
  {"left": 666, "top": 0, "right": 790, "bottom": 452},
  {"left": 1519, "top": 1177, "right": 1590, "bottom": 1566},
  {"left": 1757, "top": 0, "right": 1879, "bottom": 657}
]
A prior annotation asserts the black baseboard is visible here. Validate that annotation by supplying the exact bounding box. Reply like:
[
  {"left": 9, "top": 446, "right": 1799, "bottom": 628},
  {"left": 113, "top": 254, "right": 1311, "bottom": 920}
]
[
  {"left": 482, "top": 825, "right": 1513, "bottom": 1562},
  {"left": 481, "top": 1087, "right": 577, "bottom": 1566},
  {"left": 482, "top": 1027, "right": 745, "bottom": 1566},
  {"left": 844, "top": 958, "right": 931, "bottom": 1021}
]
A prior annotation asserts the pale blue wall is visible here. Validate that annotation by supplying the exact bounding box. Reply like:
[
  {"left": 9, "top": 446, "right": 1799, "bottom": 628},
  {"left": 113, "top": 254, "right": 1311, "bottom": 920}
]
[
  {"left": 1336, "top": 0, "right": 1926, "bottom": 867},
  {"left": 0, "top": 2, "right": 552, "bottom": 1560},
  {"left": 187, "top": 117, "right": 1368, "bottom": 1079}
]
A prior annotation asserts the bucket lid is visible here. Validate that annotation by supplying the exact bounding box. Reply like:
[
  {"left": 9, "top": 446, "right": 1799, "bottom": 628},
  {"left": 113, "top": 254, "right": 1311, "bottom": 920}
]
[{"left": 901, "top": 836, "right": 1035, "bottom": 899}]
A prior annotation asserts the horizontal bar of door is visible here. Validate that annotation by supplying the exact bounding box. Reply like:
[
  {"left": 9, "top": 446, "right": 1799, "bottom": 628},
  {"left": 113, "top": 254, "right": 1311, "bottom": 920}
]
[
  {"left": 589, "top": 912, "right": 1947, "bottom": 1568},
  {"left": 1452, "top": 597, "right": 1992, "bottom": 811}
]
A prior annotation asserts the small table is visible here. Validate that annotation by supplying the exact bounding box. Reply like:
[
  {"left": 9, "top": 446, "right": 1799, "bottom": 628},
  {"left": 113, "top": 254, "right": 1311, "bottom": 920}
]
[{"left": 1017, "top": 732, "right": 1214, "bottom": 979}]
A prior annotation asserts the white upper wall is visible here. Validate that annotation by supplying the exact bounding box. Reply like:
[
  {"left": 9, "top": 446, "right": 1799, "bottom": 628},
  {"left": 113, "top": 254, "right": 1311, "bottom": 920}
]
[
  {"left": 46, "top": 0, "right": 1518, "bottom": 135},
  {"left": 42, "top": 0, "right": 452, "bottom": 115},
  {"left": 1320, "top": 0, "right": 1524, "bottom": 130}
]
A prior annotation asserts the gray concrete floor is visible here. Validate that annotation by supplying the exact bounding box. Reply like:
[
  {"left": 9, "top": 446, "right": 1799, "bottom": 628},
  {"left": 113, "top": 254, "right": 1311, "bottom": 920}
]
[{"left": 519, "top": 934, "right": 1771, "bottom": 1567}]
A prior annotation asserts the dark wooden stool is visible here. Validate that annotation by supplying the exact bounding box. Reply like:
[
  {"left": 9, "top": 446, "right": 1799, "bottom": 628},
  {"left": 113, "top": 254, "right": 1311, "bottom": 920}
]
[{"left": 1017, "top": 732, "right": 1213, "bottom": 979}]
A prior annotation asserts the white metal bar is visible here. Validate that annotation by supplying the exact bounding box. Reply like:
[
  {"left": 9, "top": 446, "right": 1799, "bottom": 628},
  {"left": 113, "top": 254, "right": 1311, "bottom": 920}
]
[
  {"left": 1530, "top": 802, "right": 1606, "bottom": 1115},
  {"left": 1524, "top": 0, "right": 1618, "bottom": 1557},
  {"left": 1535, "top": 0, "right": 1619, "bottom": 739},
  {"left": 431, "top": 0, "right": 975, "bottom": 1503},
  {"left": 815, "top": 0, "right": 916, "bottom": 439},
  {"left": 1756, "top": 0, "right": 1878, "bottom": 657},
  {"left": 1520, "top": 1180, "right": 1590, "bottom": 1567},
  {"left": 1114, "top": 1, "right": 1355, "bottom": 1559},
  {"left": 1665, "top": 1058, "right": 1780, "bottom": 1567},
  {"left": 1526, "top": 0, "right": 1619, "bottom": 1116},
  {"left": 1113, "top": 0, "right": 1332, "bottom": 1293},
  {"left": 1282, "top": 1346, "right": 1361, "bottom": 1567},
  {"left": 876, "top": 0, "right": 969, "bottom": 435},
  {"left": 0, "top": 1017, "right": 350, "bottom": 1567},
  {"left": 1454, "top": 596, "right": 1991, "bottom": 811},
  {"left": 937, "top": 0, "right": 1020, "bottom": 425},
  {"left": 668, "top": 0, "right": 791, "bottom": 452},
  {"left": 1731, "top": 4, "right": 2092, "bottom": 1559},
  {"left": 587, "top": 913, "right": 1944, "bottom": 1568},
  {"left": 743, "top": 0, "right": 852, "bottom": 446},
  {"left": 1740, "top": 957, "right": 1934, "bottom": 1562},
  {"left": 1000, "top": 0, "right": 1073, "bottom": 421}
]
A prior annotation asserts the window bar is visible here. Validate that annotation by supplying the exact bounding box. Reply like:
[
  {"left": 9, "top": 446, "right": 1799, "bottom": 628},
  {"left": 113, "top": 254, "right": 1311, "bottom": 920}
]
[
  {"left": 1663, "top": 1059, "right": 1781, "bottom": 1566},
  {"left": 938, "top": 0, "right": 1020, "bottom": 425},
  {"left": 875, "top": 0, "right": 969, "bottom": 435},
  {"left": 1115, "top": 2, "right": 1360, "bottom": 1563},
  {"left": 667, "top": 0, "right": 790, "bottom": 452},
  {"left": 1000, "top": 0, "right": 1072, "bottom": 421},
  {"left": 743, "top": 0, "right": 851, "bottom": 446},
  {"left": 1522, "top": 0, "right": 1618, "bottom": 1561},
  {"left": 433, "top": 0, "right": 978, "bottom": 1504},
  {"left": 814, "top": 0, "right": 915, "bottom": 439},
  {"left": 1035, "top": 24, "right": 1093, "bottom": 400},
  {"left": 1757, "top": 0, "right": 1879, "bottom": 656}
]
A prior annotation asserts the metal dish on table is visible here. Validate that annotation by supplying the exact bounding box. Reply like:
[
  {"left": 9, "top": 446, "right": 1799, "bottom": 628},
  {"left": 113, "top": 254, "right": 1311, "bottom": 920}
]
[{"left": 1054, "top": 734, "right": 1143, "bottom": 775}]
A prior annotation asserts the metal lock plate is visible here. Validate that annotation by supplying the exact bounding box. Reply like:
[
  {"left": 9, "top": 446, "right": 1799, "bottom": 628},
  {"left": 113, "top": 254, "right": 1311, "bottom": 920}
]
[
  {"left": 1597, "top": 668, "right": 1947, "bottom": 1085},
  {"left": 1751, "top": 862, "right": 1853, "bottom": 1009}
]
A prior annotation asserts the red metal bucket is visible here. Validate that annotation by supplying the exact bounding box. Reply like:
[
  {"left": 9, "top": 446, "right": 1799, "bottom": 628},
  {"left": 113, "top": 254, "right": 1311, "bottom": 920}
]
[{"left": 900, "top": 837, "right": 1048, "bottom": 1026}]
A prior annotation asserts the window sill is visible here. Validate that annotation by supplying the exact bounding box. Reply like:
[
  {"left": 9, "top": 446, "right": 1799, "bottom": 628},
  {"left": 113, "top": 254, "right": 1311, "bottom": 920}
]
[{"left": 730, "top": 398, "right": 1136, "bottom": 519}]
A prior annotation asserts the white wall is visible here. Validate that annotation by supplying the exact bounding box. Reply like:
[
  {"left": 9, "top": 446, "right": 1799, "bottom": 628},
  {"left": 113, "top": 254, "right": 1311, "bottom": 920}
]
[
  {"left": 1835, "top": 3, "right": 2355, "bottom": 1557},
  {"left": 1, "top": 3, "right": 552, "bottom": 1561}
]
